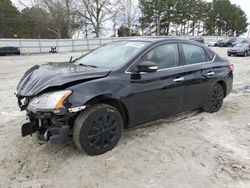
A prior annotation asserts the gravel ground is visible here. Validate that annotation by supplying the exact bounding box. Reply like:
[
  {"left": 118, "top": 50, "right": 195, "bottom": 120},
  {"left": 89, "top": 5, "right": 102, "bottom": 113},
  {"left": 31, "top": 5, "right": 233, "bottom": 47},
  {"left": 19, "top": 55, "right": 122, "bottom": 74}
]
[{"left": 0, "top": 48, "right": 250, "bottom": 188}]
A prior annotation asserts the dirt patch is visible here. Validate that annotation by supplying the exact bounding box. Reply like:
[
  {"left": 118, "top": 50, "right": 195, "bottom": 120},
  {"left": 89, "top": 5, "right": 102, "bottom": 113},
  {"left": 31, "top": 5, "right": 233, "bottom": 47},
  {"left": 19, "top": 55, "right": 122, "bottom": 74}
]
[{"left": 0, "top": 48, "right": 250, "bottom": 188}]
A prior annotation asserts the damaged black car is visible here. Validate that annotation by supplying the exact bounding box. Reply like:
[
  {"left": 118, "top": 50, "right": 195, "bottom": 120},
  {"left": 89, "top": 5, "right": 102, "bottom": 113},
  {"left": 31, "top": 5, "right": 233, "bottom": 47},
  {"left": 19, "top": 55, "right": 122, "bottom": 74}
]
[{"left": 16, "top": 39, "right": 233, "bottom": 155}]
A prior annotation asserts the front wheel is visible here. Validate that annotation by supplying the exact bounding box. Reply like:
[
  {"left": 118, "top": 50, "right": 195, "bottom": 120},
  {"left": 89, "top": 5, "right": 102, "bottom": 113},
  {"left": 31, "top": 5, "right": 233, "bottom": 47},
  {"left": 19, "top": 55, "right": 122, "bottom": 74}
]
[
  {"left": 73, "top": 104, "right": 123, "bottom": 155},
  {"left": 203, "top": 83, "right": 224, "bottom": 113}
]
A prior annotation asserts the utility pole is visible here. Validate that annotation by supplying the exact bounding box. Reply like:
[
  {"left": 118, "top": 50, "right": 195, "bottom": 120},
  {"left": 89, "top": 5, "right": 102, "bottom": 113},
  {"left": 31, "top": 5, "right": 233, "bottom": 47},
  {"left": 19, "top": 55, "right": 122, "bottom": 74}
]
[
  {"left": 247, "top": 24, "right": 250, "bottom": 38},
  {"left": 154, "top": 10, "right": 160, "bottom": 36},
  {"left": 157, "top": 13, "right": 160, "bottom": 36},
  {"left": 85, "top": 10, "right": 88, "bottom": 38}
]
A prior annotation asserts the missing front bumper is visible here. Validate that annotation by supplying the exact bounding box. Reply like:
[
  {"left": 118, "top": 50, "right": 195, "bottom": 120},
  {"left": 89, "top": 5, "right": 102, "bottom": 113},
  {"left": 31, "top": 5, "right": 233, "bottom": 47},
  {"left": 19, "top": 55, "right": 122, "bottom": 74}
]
[
  {"left": 21, "top": 121, "right": 70, "bottom": 144},
  {"left": 37, "top": 125, "right": 70, "bottom": 144},
  {"left": 21, "top": 109, "right": 73, "bottom": 144},
  {"left": 21, "top": 122, "right": 39, "bottom": 137},
  {"left": 20, "top": 105, "right": 86, "bottom": 144}
]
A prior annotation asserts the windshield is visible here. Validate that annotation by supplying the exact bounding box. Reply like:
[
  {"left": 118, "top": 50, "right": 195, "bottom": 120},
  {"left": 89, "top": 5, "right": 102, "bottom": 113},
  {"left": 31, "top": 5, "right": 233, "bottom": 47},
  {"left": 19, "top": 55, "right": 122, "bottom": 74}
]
[
  {"left": 74, "top": 41, "right": 149, "bottom": 69},
  {"left": 236, "top": 38, "right": 246, "bottom": 43},
  {"left": 222, "top": 38, "right": 230, "bottom": 42},
  {"left": 235, "top": 44, "right": 244, "bottom": 47}
]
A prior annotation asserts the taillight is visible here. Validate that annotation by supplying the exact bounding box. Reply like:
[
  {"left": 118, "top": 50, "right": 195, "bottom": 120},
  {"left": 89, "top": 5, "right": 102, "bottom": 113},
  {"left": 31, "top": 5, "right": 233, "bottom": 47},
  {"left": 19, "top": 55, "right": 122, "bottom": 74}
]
[{"left": 228, "top": 64, "right": 234, "bottom": 71}]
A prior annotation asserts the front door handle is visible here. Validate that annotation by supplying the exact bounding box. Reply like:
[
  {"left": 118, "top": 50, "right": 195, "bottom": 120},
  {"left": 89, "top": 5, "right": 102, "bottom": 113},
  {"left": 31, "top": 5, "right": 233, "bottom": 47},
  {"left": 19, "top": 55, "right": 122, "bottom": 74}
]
[
  {"left": 173, "top": 77, "right": 184, "bottom": 82},
  {"left": 207, "top": 71, "right": 215, "bottom": 76}
]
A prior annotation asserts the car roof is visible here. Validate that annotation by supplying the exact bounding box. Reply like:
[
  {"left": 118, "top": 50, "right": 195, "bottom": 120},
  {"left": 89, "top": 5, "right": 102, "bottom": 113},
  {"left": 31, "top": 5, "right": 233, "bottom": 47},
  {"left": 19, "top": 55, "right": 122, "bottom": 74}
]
[{"left": 122, "top": 37, "right": 204, "bottom": 46}]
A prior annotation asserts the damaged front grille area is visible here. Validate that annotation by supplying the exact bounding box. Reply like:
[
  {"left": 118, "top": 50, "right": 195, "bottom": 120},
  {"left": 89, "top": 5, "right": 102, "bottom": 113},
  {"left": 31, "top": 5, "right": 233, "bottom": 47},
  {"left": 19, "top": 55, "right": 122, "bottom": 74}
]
[
  {"left": 22, "top": 111, "right": 73, "bottom": 144},
  {"left": 17, "top": 96, "right": 30, "bottom": 111}
]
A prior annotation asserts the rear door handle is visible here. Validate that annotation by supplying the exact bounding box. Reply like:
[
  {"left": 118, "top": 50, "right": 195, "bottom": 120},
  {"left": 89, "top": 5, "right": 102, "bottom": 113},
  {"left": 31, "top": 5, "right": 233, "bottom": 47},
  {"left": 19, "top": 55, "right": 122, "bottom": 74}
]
[
  {"left": 173, "top": 77, "right": 184, "bottom": 82},
  {"left": 207, "top": 71, "right": 215, "bottom": 76}
]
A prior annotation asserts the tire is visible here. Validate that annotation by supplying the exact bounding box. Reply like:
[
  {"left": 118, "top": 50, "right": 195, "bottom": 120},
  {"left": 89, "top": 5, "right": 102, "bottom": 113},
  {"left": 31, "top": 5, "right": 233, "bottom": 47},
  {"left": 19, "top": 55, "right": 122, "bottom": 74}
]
[
  {"left": 203, "top": 83, "right": 224, "bottom": 113},
  {"left": 73, "top": 104, "right": 123, "bottom": 155},
  {"left": 228, "top": 53, "right": 231, "bottom": 56}
]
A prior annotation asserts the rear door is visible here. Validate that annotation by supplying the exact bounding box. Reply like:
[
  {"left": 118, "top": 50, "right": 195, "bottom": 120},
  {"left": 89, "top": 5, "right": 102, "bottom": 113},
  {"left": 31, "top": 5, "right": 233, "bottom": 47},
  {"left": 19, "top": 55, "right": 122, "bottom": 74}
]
[{"left": 179, "top": 43, "right": 214, "bottom": 110}]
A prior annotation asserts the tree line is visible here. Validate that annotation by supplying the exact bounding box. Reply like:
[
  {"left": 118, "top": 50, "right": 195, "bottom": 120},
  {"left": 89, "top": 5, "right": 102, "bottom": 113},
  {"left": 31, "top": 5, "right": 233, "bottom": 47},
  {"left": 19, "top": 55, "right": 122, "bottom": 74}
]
[
  {"left": 0, "top": 0, "right": 248, "bottom": 38},
  {"left": 140, "top": 0, "right": 248, "bottom": 36}
]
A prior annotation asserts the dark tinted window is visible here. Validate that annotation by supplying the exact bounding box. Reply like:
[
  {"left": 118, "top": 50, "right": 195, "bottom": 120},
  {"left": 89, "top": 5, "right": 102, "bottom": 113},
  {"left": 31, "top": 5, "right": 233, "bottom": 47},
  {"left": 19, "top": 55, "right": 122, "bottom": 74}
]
[
  {"left": 142, "top": 43, "right": 179, "bottom": 69},
  {"left": 182, "top": 44, "right": 207, "bottom": 65},
  {"left": 206, "top": 49, "right": 215, "bottom": 61}
]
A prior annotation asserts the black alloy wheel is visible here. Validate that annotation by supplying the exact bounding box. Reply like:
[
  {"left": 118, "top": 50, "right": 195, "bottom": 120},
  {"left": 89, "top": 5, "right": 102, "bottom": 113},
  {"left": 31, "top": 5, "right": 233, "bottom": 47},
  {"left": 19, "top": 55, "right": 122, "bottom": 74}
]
[
  {"left": 73, "top": 104, "right": 123, "bottom": 155},
  {"left": 203, "top": 83, "right": 224, "bottom": 113}
]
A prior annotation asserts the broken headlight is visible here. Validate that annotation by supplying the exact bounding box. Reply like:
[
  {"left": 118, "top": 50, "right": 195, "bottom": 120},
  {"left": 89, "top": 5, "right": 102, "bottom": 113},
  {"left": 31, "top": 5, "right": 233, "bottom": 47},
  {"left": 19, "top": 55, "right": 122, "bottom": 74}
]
[{"left": 27, "top": 90, "right": 72, "bottom": 112}]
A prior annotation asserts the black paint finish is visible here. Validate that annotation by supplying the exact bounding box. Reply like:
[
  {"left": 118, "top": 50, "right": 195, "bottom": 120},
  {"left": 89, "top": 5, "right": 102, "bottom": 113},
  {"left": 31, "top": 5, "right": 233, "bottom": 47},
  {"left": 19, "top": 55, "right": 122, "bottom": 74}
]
[{"left": 16, "top": 39, "right": 233, "bottom": 129}]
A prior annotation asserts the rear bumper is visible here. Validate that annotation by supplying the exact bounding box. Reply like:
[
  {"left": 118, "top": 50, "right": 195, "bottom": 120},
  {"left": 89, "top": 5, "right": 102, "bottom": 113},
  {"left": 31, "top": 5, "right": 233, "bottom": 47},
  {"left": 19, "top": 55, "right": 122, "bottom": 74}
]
[{"left": 225, "top": 71, "right": 233, "bottom": 97}]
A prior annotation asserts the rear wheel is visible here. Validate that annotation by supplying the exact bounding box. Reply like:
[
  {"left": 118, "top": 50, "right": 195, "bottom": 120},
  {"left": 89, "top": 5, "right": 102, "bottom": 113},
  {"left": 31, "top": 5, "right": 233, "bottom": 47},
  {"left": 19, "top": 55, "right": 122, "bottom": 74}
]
[
  {"left": 203, "top": 83, "right": 224, "bottom": 113},
  {"left": 73, "top": 104, "right": 123, "bottom": 155}
]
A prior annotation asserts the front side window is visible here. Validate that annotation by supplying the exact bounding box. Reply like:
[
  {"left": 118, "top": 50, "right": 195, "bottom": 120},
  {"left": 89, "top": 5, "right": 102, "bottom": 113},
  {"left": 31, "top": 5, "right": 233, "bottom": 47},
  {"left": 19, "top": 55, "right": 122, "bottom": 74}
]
[
  {"left": 142, "top": 43, "right": 179, "bottom": 69},
  {"left": 182, "top": 44, "right": 207, "bottom": 65}
]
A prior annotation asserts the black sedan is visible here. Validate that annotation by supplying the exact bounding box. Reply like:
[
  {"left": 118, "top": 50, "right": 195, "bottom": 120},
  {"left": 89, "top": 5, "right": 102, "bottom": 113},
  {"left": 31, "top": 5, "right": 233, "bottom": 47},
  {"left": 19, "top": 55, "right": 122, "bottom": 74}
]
[
  {"left": 16, "top": 39, "right": 233, "bottom": 155},
  {"left": 0, "top": 46, "right": 20, "bottom": 56}
]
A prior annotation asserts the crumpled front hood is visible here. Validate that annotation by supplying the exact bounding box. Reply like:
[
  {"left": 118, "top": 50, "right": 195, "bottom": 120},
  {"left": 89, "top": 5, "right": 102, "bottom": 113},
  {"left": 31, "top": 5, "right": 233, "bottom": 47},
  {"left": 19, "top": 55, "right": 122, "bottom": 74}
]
[{"left": 16, "top": 62, "right": 111, "bottom": 96}]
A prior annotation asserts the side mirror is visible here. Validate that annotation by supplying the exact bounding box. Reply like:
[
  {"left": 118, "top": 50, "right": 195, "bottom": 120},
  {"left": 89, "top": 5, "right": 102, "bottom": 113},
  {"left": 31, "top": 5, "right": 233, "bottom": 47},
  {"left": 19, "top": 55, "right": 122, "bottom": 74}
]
[{"left": 137, "top": 61, "right": 158, "bottom": 73}]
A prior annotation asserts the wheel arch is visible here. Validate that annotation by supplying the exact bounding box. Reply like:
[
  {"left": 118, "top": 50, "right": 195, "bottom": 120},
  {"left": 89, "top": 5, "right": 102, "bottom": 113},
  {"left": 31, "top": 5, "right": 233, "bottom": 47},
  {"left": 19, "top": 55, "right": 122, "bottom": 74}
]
[
  {"left": 85, "top": 95, "right": 129, "bottom": 129},
  {"left": 216, "top": 80, "right": 227, "bottom": 98}
]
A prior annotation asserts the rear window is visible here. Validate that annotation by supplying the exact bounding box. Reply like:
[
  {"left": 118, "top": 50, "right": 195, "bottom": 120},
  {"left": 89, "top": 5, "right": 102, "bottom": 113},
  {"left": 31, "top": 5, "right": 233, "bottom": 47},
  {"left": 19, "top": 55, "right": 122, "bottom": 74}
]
[
  {"left": 182, "top": 44, "right": 207, "bottom": 65},
  {"left": 206, "top": 49, "right": 215, "bottom": 61}
]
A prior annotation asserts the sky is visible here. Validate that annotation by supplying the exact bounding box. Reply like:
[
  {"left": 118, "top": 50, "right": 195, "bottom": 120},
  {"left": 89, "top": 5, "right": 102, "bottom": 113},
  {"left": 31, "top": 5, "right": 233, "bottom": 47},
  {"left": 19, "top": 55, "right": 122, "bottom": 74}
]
[{"left": 11, "top": 0, "right": 250, "bottom": 22}]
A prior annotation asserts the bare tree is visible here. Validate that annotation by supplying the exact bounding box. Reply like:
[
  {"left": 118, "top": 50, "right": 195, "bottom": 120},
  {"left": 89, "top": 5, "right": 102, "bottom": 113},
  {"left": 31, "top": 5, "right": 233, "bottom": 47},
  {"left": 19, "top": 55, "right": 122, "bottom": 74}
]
[
  {"left": 75, "top": 0, "right": 117, "bottom": 38},
  {"left": 65, "top": 0, "right": 72, "bottom": 38},
  {"left": 110, "top": 9, "right": 119, "bottom": 37},
  {"left": 35, "top": 0, "right": 78, "bottom": 38},
  {"left": 117, "top": 0, "right": 139, "bottom": 35},
  {"left": 42, "top": 0, "right": 67, "bottom": 38}
]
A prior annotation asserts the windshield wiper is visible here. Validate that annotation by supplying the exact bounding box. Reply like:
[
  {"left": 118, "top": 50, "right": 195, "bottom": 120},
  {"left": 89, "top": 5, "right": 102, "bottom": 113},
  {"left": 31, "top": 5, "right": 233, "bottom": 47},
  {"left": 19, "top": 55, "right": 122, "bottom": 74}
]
[{"left": 79, "top": 63, "right": 97, "bottom": 68}]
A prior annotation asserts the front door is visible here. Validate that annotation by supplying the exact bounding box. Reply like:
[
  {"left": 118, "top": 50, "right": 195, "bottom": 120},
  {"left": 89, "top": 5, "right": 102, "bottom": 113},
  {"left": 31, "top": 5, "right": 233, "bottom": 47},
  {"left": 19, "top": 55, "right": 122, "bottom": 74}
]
[{"left": 124, "top": 43, "right": 186, "bottom": 126}]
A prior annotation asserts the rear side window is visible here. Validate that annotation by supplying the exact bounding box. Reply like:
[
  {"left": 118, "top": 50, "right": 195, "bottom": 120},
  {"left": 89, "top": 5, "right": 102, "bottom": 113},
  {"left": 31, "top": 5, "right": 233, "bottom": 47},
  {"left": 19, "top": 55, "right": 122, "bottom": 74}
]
[
  {"left": 206, "top": 49, "right": 215, "bottom": 61},
  {"left": 182, "top": 44, "right": 207, "bottom": 65},
  {"left": 142, "top": 43, "right": 179, "bottom": 69}
]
